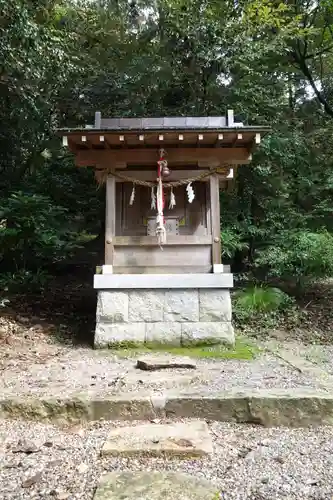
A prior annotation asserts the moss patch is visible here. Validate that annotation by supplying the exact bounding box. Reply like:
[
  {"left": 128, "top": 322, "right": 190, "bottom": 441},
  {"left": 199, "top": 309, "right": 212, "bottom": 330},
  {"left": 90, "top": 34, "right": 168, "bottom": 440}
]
[{"left": 104, "top": 337, "right": 259, "bottom": 360}]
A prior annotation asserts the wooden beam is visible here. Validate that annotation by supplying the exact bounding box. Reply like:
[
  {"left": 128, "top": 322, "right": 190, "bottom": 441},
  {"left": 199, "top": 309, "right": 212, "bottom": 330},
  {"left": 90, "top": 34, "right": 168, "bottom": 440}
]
[
  {"left": 75, "top": 148, "right": 251, "bottom": 168},
  {"left": 105, "top": 176, "right": 116, "bottom": 265},
  {"left": 113, "top": 265, "right": 212, "bottom": 274},
  {"left": 113, "top": 235, "right": 212, "bottom": 246},
  {"left": 232, "top": 133, "right": 243, "bottom": 147},
  {"left": 112, "top": 169, "right": 228, "bottom": 182},
  {"left": 214, "top": 133, "right": 224, "bottom": 148},
  {"left": 100, "top": 135, "right": 110, "bottom": 149},
  {"left": 209, "top": 174, "right": 221, "bottom": 265},
  {"left": 79, "top": 135, "right": 90, "bottom": 149}
]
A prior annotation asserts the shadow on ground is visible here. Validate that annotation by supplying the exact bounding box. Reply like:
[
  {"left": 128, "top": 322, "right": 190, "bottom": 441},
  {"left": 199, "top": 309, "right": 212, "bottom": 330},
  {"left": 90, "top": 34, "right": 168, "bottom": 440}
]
[{"left": 2, "top": 266, "right": 97, "bottom": 347}]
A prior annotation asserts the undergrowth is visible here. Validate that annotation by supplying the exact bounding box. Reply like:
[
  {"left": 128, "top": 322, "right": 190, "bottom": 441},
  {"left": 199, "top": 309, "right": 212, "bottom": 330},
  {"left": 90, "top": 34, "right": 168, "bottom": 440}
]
[{"left": 232, "top": 285, "right": 301, "bottom": 333}]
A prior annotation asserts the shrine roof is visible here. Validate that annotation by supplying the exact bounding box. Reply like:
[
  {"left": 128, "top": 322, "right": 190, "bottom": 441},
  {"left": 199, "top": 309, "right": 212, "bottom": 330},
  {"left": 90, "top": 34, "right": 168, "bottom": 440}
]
[
  {"left": 57, "top": 112, "right": 270, "bottom": 153},
  {"left": 59, "top": 115, "right": 270, "bottom": 132}
]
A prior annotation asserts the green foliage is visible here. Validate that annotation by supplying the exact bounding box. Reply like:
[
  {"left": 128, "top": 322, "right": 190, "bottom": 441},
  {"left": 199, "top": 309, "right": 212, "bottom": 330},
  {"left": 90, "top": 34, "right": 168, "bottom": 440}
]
[
  {"left": 0, "top": 270, "right": 50, "bottom": 293},
  {"left": 1, "top": 0, "right": 333, "bottom": 306},
  {"left": 255, "top": 230, "right": 333, "bottom": 284},
  {"left": 221, "top": 229, "right": 249, "bottom": 260},
  {"left": 0, "top": 192, "right": 80, "bottom": 273},
  {"left": 233, "top": 286, "right": 294, "bottom": 324}
]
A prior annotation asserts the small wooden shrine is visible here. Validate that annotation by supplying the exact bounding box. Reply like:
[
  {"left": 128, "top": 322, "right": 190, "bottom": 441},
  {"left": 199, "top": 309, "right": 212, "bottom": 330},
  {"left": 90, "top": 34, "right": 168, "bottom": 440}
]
[{"left": 59, "top": 112, "right": 269, "bottom": 348}]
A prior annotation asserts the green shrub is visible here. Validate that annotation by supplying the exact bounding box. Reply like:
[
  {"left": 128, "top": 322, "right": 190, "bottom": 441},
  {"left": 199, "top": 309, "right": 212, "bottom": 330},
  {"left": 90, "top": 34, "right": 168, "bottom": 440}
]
[
  {"left": 255, "top": 230, "right": 333, "bottom": 284},
  {"left": 233, "top": 285, "right": 295, "bottom": 325},
  {"left": 0, "top": 270, "right": 50, "bottom": 293},
  {"left": 0, "top": 192, "right": 81, "bottom": 274},
  {"left": 221, "top": 229, "right": 249, "bottom": 259}
]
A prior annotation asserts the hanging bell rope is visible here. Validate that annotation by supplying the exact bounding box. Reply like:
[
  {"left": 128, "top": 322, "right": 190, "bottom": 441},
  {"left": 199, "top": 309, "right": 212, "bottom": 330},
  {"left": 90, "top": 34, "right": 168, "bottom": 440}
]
[{"left": 156, "top": 149, "right": 167, "bottom": 248}]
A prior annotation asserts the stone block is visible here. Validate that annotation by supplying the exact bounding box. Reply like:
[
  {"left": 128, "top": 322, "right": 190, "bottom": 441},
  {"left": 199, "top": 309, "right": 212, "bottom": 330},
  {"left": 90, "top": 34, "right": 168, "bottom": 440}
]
[
  {"left": 165, "top": 392, "right": 250, "bottom": 421},
  {"left": 136, "top": 356, "right": 196, "bottom": 371},
  {"left": 94, "top": 323, "right": 145, "bottom": 348},
  {"left": 92, "top": 395, "right": 154, "bottom": 421},
  {"left": 94, "top": 273, "right": 233, "bottom": 289},
  {"left": 181, "top": 322, "right": 234, "bottom": 346},
  {"left": 199, "top": 289, "right": 232, "bottom": 322},
  {"left": 164, "top": 290, "right": 199, "bottom": 322},
  {"left": 128, "top": 290, "right": 164, "bottom": 322},
  {"left": 101, "top": 420, "right": 213, "bottom": 458},
  {"left": 94, "top": 471, "right": 219, "bottom": 500},
  {"left": 248, "top": 390, "right": 333, "bottom": 427},
  {"left": 145, "top": 323, "right": 181, "bottom": 346},
  {"left": 96, "top": 291, "right": 128, "bottom": 323}
]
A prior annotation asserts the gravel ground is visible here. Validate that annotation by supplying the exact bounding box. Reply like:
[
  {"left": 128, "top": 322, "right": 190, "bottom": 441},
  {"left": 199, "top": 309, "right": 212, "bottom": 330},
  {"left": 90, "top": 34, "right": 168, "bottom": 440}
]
[
  {"left": 1, "top": 418, "right": 333, "bottom": 500},
  {"left": 0, "top": 348, "right": 323, "bottom": 398},
  {"left": 262, "top": 340, "right": 333, "bottom": 378},
  {"left": 292, "top": 343, "right": 333, "bottom": 376}
]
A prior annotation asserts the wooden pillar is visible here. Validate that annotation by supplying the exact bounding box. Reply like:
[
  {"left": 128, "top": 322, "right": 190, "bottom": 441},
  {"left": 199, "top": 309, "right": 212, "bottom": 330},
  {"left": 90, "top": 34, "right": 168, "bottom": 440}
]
[
  {"left": 105, "top": 175, "right": 116, "bottom": 264},
  {"left": 209, "top": 174, "right": 221, "bottom": 265}
]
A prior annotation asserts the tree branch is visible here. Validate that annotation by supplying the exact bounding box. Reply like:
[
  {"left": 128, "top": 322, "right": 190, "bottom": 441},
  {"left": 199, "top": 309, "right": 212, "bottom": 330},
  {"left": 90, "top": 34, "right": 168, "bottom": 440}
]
[
  {"left": 304, "top": 44, "right": 333, "bottom": 60},
  {"left": 293, "top": 50, "right": 333, "bottom": 117}
]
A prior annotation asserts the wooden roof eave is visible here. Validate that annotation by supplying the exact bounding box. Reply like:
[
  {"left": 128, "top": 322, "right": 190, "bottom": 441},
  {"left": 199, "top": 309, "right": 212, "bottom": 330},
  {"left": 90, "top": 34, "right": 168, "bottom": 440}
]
[{"left": 58, "top": 127, "right": 270, "bottom": 153}]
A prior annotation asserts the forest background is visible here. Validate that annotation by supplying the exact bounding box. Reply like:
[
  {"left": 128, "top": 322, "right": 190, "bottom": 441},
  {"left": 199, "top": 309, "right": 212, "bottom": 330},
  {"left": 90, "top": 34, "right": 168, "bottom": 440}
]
[{"left": 1, "top": 0, "right": 333, "bottom": 342}]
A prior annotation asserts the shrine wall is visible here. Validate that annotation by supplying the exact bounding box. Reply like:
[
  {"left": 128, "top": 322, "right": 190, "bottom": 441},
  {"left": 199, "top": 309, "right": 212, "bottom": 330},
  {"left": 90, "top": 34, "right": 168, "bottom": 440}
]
[{"left": 113, "top": 181, "right": 213, "bottom": 274}]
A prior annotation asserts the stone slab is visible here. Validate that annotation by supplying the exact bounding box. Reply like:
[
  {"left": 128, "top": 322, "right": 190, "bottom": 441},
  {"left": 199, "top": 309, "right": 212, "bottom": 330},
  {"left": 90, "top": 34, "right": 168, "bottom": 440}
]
[
  {"left": 94, "top": 273, "right": 234, "bottom": 289},
  {"left": 94, "top": 471, "right": 219, "bottom": 500},
  {"left": 136, "top": 356, "right": 196, "bottom": 371},
  {"left": 145, "top": 322, "right": 181, "bottom": 345},
  {"left": 101, "top": 420, "right": 213, "bottom": 457},
  {"left": 128, "top": 290, "right": 164, "bottom": 322},
  {"left": 94, "top": 323, "right": 145, "bottom": 347},
  {"left": 96, "top": 291, "right": 128, "bottom": 323},
  {"left": 199, "top": 290, "right": 232, "bottom": 322},
  {"left": 164, "top": 389, "right": 333, "bottom": 426},
  {"left": 164, "top": 393, "right": 250, "bottom": 422},
  {"left": 264, "top": 342, "right": 333, "bottom": 391},
  {"left": 3, "top": 389, "right": 333, "bottom": 427},
  {"left": 91, "top": 396, "right": 155, "bottom": 421},
  {"left": 181, "top": 322, "right": 234, "bottom": 346},
  {"left": 164, "top": 290, "right": 199, "bottom": 321}
]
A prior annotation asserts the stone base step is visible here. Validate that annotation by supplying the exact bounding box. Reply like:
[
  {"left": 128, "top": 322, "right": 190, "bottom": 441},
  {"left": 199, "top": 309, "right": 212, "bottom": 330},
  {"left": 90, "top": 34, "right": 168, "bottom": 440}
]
[
  {"left": 94, "top": 471, "right": 219, "bottom": 500},
  {"left": 101, "top": 420, "right": 213, "bottom": 458},
  {"left": 3, "top": 389, "right": 333, "bottom": 427}
]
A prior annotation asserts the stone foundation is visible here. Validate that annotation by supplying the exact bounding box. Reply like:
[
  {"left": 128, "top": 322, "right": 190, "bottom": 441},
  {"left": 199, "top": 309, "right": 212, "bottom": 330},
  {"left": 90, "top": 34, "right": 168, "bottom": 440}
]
[{"left": 94, "top": 288, "right": 234, "bottom": 348}]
